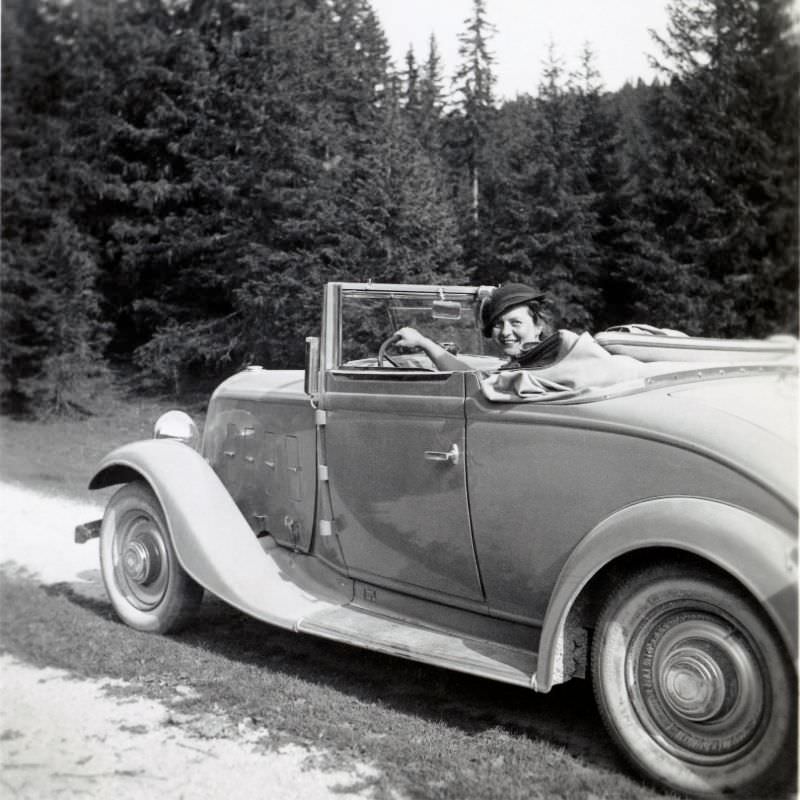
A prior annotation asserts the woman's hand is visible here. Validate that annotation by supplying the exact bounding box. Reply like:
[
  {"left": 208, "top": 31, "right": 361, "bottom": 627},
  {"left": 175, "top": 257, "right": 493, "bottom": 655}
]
[
  {"left": 391, "top": 327, "right": 431, "bottom": 350},
  {"left": 388, "top": 327, "right": 469, "bottom": 371}
]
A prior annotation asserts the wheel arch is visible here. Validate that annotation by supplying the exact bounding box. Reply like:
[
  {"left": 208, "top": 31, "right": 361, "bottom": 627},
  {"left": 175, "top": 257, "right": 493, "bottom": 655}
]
[
  {"left": 90, "top": 463, "right": 144, "bottom": 491},
  {"left": 88, "top": 439, "right": 317, "bottom": 630},
  {"left": 89, "top": 440, "right": 256, "bottom": 586},
  {"left": 536, "top": 497, "right": 797, "bottom": 693}
]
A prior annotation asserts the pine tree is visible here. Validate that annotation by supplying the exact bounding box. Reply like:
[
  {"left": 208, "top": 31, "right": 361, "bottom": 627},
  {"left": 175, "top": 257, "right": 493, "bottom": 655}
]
[
  {"left": 402, "top": 46, "right": 421, "bottom": 115},
  {"left": 135, "top": 0, "right": 465, "bottom": 383},
  {"left": 133, "top": 0, "right": 336, "bottom": 378},
  {"left": 648, "top": 0, "right": 799, "bottom": 336},
  {"left": 597, "top": 79, "right": 711, "bottom": 333},
  {"left": 569, "top": 51, "right": 679, "bottom": 330},
  {"left": 447, "top": 0, "right": 498, "bottom": 275},
  {"left": 417, "top": 35, "right": 446, "bottom": 152},
  {"left": 481, "top": 46, "right": 600, "bottom": 329},
  {"left": 1, "top": 0, "right": 111, "bottom": 414}
]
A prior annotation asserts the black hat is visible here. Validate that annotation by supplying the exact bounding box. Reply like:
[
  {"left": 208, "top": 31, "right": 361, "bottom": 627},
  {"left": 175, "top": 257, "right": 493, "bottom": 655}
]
[{"left": 480, "top": 283, "right": 546, "bottom": 337}]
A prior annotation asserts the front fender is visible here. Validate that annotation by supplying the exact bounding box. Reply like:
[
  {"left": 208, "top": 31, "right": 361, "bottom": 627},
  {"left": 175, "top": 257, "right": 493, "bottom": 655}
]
[
  {"left": 537, "top": 497, "right": 797, "bottom": 692},
  {"left": 90, "top": 439, "right": 341, "bottom": 628}
]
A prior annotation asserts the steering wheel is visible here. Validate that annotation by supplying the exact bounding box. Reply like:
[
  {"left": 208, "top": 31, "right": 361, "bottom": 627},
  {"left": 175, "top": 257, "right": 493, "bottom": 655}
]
[{"left": 377, "top": 335, "right": 403, "bottom": 367}]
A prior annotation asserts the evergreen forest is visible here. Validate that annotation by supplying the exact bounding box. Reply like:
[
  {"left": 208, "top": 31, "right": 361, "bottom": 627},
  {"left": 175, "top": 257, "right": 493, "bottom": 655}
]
[{"left": 2, "top": 0, "right": 798, "bottom": 415}]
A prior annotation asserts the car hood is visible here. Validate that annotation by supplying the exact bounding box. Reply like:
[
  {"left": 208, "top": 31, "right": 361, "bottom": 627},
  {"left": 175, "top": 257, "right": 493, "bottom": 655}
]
[{"left": 209, "top": 367, "right": 306, "bottom": 403}]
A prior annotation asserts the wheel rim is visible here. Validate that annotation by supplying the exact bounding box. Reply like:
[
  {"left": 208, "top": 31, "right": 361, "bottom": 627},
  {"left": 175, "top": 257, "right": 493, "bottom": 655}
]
[
  {"left": 112, "top": 509, "right": 170, "bottom": 611},
  {"left": 626, "top": 602, "right": 768, "bottom": 766}
]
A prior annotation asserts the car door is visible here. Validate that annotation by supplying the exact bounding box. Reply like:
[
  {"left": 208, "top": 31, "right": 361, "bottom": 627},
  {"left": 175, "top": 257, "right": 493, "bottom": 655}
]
[{"left": 319, "top": 286, "right": 484, "bottom": 604}]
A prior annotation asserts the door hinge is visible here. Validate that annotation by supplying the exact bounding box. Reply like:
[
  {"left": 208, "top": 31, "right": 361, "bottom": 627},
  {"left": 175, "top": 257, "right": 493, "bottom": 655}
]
[{"left": 315, "top": 409, "right": 327, "bottom": 426}]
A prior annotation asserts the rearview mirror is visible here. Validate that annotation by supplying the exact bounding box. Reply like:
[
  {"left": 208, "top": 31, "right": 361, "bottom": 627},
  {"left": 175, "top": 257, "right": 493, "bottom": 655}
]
[{"left": 431, "top": 300, "right": 462, "bottom": 321}]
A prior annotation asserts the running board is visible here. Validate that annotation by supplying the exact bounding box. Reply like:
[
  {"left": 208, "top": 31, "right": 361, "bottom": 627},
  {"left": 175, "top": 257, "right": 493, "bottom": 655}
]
[{"left": 298, "top": 605, "right": 538, "bottom": 689}]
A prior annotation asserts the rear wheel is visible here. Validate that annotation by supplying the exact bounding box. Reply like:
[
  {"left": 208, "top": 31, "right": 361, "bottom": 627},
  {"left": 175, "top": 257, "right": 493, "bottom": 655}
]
[
  {"left": 100, "top": 481, "right": 202, "bottom": 633},
  {"left": 591, "top": 564, "right": 796, "bottom": 797}
]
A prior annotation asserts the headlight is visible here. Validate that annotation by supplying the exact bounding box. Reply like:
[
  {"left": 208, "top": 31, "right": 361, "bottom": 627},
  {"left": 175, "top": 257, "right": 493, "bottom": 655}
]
[{"left": 153, "top": 410, "right": 200, "bottom": 449}]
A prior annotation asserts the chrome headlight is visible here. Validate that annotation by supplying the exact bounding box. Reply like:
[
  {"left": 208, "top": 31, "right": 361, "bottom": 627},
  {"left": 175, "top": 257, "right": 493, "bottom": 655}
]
[{"left": 153, "top": 410, "right": 200, "bottom": 449}]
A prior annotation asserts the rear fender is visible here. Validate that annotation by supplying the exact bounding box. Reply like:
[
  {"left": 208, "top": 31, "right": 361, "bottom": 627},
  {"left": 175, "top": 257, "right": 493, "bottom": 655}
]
[
  {"left": 537, "top": 497, "right": 797, "bottom": 692},
  {"left": 90, "top": 439, "right": 341, "bottom": 628}
]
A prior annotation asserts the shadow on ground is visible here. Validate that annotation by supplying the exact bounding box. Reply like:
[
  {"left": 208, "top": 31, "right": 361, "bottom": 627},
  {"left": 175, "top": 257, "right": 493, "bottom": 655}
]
[{"left": 33, "top": 576, "right": 625, "bottom": 778}]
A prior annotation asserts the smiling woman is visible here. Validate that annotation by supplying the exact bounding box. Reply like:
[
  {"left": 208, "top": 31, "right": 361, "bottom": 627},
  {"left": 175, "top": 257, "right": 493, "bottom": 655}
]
[
  {"left": 478, "top": 282, "right": 553, "bottom": 358},
  {"left": 491, "top": 306, "right": 543, "bottom": 357}
]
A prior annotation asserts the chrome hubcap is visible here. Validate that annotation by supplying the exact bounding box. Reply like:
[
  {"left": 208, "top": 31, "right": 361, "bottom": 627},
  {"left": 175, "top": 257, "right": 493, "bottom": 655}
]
[
  {"left": 122, "top": 539, "right": 160, "bottom": 585},
  {"left": 661, "top": 645, "right": 727, "bottom": 721},
  {"left": 113, "top": 511, "right": 169, "bottom": 610},
  {"left": 628, "top": 608, "right": 766, "bottom": 764}
]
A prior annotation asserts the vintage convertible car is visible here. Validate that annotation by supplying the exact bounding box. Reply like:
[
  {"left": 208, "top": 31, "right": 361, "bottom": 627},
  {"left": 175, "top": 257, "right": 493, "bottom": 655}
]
[{"left": 77, "top": 282, "right": 797, "bottom": 798}]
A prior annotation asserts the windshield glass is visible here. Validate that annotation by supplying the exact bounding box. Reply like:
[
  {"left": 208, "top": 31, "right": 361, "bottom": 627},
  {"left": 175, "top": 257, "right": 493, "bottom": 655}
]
[{"left": 339, "top": 289, "right": 497, "bottom": 369}]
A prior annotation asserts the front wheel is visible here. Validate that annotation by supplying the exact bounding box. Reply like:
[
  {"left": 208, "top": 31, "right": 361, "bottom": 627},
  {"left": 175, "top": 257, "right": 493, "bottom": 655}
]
[
  {"left": 591, "top": 564, "right": 796, "bottom": 797},
  {"left": 100, "top": 481, "right": 203, "bottom": 633}
]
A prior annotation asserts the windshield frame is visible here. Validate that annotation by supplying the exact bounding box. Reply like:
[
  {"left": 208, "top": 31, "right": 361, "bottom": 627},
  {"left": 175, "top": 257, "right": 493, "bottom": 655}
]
[{"left": 328, "top": 283, "right": 500, "bottom": 372}]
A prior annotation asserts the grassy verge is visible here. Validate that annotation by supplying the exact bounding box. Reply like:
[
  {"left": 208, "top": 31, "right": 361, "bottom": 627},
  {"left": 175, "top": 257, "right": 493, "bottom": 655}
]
[
  {"left": 0, "top": 572, "right": 674, "bottom": 800},
  {"left": 0, "top": 392, "right": 206, "bottom": 502}
]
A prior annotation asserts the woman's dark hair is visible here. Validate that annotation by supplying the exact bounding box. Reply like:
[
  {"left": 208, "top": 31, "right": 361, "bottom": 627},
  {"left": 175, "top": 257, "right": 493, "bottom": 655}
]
[{"left": 525, "top": 300, "right": 555, "bottom": 340}]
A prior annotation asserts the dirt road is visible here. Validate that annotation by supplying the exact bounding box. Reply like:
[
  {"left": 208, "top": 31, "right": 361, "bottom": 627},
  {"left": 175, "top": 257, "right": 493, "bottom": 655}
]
[{"left": 0, "top": 482, "right": 382, "bottom": 800}]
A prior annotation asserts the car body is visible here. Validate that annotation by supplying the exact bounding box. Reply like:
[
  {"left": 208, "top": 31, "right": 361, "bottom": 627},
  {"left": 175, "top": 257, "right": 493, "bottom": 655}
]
[{"left": 79, "top": 282, "right": 798, "bottom": 798}]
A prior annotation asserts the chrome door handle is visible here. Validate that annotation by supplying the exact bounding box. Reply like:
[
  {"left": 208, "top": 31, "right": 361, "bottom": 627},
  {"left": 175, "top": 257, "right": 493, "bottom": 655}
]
[{"left": 424, "top": 444, "right": 460, "bottom": 465}]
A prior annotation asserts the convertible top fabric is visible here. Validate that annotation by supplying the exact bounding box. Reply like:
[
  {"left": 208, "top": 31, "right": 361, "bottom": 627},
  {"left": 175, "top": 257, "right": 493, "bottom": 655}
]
[{"left": 481, "top": 330, "right": 692, "bottom": 403}]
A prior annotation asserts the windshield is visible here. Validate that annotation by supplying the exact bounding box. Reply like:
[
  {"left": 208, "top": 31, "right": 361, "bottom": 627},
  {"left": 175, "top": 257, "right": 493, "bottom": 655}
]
[{"left": 339, "top": 288, "right": 499, "bottom": 369}]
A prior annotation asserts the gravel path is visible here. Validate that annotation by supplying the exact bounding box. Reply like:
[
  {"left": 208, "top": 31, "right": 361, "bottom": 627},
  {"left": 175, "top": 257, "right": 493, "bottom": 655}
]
[{"left": 0, "top": 482, "right": 381, "bottom": 799}]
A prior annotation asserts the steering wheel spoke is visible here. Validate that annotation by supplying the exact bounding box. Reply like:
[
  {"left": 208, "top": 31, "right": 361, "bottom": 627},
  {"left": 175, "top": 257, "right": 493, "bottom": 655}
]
[{"left": 377, "top": 335, "right": 403, "bottom": 367}]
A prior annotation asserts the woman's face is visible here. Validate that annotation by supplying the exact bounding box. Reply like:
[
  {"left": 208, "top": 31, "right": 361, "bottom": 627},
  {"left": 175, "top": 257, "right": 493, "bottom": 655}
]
[{"left": 492, "top": 305, "right": 543, "bottom": 357}]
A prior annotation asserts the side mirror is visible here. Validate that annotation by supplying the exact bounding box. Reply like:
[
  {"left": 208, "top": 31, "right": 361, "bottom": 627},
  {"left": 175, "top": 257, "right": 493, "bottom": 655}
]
[{"left": 304, "top": 336, "right": 320, "bottom": 397}]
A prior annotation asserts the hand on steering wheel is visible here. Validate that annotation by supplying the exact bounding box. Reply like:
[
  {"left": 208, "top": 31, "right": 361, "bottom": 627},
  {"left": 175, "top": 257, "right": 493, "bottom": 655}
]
[
  {"left": 378, "top": 328, "right": 442, "bottom": 369},
  {"left": 377, "top": 334, "right": 403, "bottom": 367}
]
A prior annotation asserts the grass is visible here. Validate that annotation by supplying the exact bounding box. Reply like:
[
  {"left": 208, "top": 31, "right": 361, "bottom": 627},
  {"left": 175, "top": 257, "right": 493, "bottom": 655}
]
[
  {"left": 0, "top": 390, "right": 206, "bottom": 501},
  {"left": 0, "top": 573, "right": 675, "bottom": 800}
]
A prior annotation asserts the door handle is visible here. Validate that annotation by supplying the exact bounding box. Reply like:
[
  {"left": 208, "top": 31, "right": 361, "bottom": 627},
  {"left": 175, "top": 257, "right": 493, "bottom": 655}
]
[{"left": 424, "top": 443, "right": 460, "bottom": 465}]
